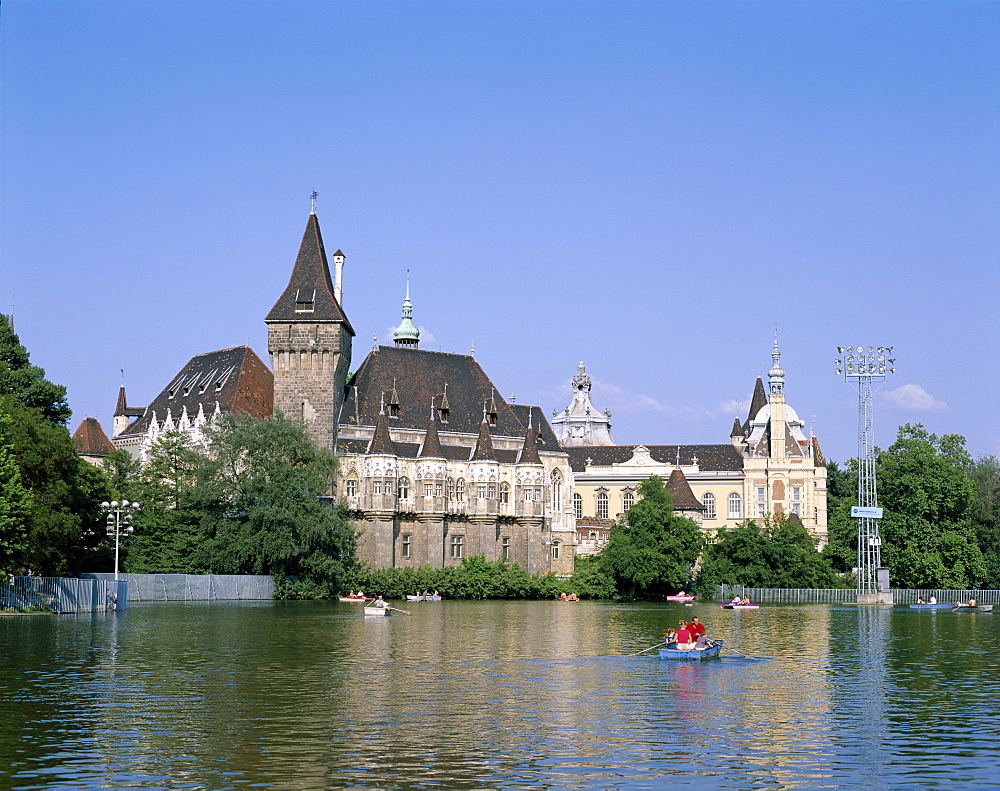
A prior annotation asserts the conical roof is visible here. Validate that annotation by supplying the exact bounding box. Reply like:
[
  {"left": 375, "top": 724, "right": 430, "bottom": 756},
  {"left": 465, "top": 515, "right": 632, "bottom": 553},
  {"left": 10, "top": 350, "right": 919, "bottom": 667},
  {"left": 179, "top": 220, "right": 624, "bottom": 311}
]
[
  {"left": 731, "top": 417, "right": 744, "bottom": 438},
  {"left": 665, "top": 469, "right": 704, "bottom": 511},
  {"left": 471, "top": 419, "right": 496, "bottom": 461},
  {"left": 266, "top": 213, "right": 354, "bottom": 333},
  {"left": 742, "top": 377, "right": 768, "bottom": 434},
  {"left": 72, "top": 417, "right": 115, "bottom": 457},
  {"left": 367, "top": 410, "right": 396, "bottom": 455},
  {"left": 517, "top": 420, "right": 541, "bottom": 465},
  {"left": 419, "top": 412, "right": 444, "bottom": 458}
]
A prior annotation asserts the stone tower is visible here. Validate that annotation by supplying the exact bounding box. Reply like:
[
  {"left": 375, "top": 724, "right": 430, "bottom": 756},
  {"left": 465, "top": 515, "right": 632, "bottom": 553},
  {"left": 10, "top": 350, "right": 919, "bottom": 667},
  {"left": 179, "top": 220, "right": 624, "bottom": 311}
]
[{"left": 266, "top": 211, "right": 355, "bottom": 450}]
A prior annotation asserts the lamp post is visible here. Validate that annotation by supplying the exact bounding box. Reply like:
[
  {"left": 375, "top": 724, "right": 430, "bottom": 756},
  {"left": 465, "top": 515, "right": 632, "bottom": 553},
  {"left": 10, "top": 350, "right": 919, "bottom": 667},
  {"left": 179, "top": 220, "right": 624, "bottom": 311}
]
[
  {"left": 100, "top": 500, "right": 140, "bottom": 580},
  {"left": 835, "top": 345, "right": 895, "bottom": 604}
]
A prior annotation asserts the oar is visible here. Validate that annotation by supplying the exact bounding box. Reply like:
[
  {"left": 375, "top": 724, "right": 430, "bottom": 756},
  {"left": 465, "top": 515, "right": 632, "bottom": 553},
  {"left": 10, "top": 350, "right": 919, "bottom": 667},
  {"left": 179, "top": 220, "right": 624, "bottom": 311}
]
[
  {"left": 723, "top": 644, "right": 756, "bottom": 659},
  {"left": 387, "top": 606, "right": 411, "bottom": 615},
  {"left": 629, "top": 641, "right": 666, "bottom": 656}
]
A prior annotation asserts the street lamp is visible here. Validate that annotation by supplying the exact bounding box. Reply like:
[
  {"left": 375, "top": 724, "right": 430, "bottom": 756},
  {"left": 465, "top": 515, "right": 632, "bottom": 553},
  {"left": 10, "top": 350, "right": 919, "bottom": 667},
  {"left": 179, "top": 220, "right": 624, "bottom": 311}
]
[
  {"left": 834, "top": 345, "right": 895, "bottom": 604},
  {"left": 100, "top": 500, "right": 140, "bottom": 580}
]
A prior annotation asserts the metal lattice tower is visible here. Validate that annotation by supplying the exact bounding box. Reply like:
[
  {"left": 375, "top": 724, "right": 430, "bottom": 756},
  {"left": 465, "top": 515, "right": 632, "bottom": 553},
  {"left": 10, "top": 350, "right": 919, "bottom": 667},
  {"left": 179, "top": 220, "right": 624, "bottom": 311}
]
[{"left": 835, "top": 345, "right": 896, "bottom": 598}]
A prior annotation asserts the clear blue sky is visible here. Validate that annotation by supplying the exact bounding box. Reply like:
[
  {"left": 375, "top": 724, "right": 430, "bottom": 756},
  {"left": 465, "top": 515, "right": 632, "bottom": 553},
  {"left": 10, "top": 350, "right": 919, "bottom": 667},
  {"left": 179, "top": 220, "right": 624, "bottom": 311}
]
[{"left": 2, "top": 0, "right": 998, "bottom": 465}]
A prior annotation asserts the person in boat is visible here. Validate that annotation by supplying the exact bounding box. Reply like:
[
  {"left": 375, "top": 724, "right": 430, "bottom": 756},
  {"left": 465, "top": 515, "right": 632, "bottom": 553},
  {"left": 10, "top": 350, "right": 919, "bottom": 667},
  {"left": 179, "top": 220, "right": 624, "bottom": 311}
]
[
  {"left": 687, "top": 617, "right": 705, "bottom": 639},
  {"left": 739, "top": 596, "right": 752, "bottom": 606},
  {"left": 916, "top": 597, "right": 925, "bottom": 604},
  {"left": 357, "top": 591, "right": 365, "bottom": 599},
  {"left": 928, "top": 596, "right": 937, "bottom": 604},
  {"left": 729, "top": 596, "right": 741, "bottom": 605},
  {"left": 569, "top": 593, "right": 579, "bottom": 601},
  {"left": 374, "top": 596, "right": 387, "bottom": 608},
  {"left": 664, "top": 627, "right": 677, "bottom": 646},
  {"left": 559, "top": 592, "right": 568, "bottom": 600},
  {"left": 695, "top": 634, "right": 712, "bottom": 650},
  {"left": 675, "top": 620, "right": 694, "bottom": 650},
  {"left": 676, "top": 591, "right": 686, "bottom": 597}
]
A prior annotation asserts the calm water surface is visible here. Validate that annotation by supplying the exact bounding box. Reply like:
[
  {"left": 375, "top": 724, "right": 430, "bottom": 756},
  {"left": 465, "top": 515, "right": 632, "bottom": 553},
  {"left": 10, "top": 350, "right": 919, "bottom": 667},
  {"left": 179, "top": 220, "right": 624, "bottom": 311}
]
[{"left": 2, "top": 599, "right": 999, "bottom": 790}]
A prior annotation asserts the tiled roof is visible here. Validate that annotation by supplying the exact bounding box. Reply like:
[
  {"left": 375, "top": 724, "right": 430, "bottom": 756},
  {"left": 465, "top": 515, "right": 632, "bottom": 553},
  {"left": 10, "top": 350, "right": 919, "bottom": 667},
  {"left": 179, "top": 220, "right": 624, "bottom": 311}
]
[
  {"left": 517, "top": 421, "right": 542, "bottom": 465},
  {"left": 368, "top": 410, "right": 396, "bottom": 455},
  {"left": 812, "top": 436, "right": 826, "bottom": 466},
  {"left": 265, "top": 213, "right": 354, "bottom": 333},
  {"left": 342, "top": 346, "right": 528, "bottom": 438},
  {"left": 114, "top": 386, "right": 144, "bottom": 418},
  {"left": 730, "top": 417, "right": 744, "bottom": 438},
  {"left": 510, "top": 404, "right": 561, "bottom": 453},
  {"left": 120, "top": 346, "right": 273, "bottom": 437},
  {"left": 418, "top": 415, "right": 444, "bottom": 458},
  {"left": 72, "top": 417, "right": 115, "bottom": 457},
  {"left": 743, "top": 377, "right": 768, "bottom": 434},
  {"left": 564, "top": 444, "right": 744, "bottom": 473},
  {"left": 472, "top": 420, "right": 496, "bottom": 461},
  {"left": 665, "top": 469, "right": 704, "bottom": 510}
]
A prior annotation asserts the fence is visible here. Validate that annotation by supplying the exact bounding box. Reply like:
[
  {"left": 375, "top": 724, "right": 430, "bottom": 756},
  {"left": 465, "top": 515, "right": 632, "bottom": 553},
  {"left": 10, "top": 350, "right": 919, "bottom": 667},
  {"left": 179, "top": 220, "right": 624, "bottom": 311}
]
[
  {"left": 82, "top": 573, "right": 275, "bottom": 601},
  {"left": 716, "top": 584, "right": 1000, "bottom": 605},
  {"left": 1, "top": 577, "right": 128, "bottom": 614}
]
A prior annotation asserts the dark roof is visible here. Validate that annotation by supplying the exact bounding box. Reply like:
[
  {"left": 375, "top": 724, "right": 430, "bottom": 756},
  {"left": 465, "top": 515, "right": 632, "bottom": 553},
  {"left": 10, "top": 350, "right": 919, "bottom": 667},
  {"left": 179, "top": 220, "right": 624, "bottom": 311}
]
[
  {"left": 418, "top": 414, "right": 444, "bottom": 458},
  {"left": 265, "top": 213, "right": 355, "bottom": 333},
  {"left": 72, "top": 417, "right": 115, "bottom": 457},
  {"left": 342, "top": 346, "right": 527, "bottom": 438},
  {"left": 743, "top": 377, "right": 768, "bottom": 434},
  {"left": 472, "top": 420, "right": 496, "bottom": 461},
  {"left": 517, "top": 420, "right": 541, "bottom": 465},
  {"left": 120, "top": 346, "right": 273, "bottom": 437},
  {"left": 510, "top": 404, "right": 562, "bottom": 453},
  {"left": 812, "top": 436, "right": 826, "bottom": 466},
  {"left": 368, "top": 410, "right": 396, "bottom": 455},
  {"left": 730, "top": 417, "right": 744, "bottom": 438},
  {"left": 114, "top": 386, "right": 144, "bottom": 418},
  {"left": 665, "top": 469, "right": 704, "bottom": 510},
  {"left": 563, "top": 444, "right": 744, "bottom": 473}
]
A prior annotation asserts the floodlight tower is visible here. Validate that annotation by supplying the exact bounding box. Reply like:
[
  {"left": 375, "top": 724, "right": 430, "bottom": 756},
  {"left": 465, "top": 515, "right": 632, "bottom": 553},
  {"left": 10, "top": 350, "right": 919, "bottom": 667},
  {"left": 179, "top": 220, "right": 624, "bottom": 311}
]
[{"left": 835, "top": 346, "right": 896, "bottom": 605}]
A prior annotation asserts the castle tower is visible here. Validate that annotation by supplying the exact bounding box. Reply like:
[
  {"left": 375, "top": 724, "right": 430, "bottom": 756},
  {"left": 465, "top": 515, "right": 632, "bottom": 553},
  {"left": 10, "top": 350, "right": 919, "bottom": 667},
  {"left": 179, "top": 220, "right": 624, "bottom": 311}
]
[
  {"left": 393, "top": 278, "right": 420, "bottom": 348},
  {"left": 551, "top": 361, "right": 614, "bottom": 446},
  {"left": 266, "top": 211, "right": 355, "bottom": 450},
  {"left": 767, "top": 334, "right": 787, "bottom": 460}
]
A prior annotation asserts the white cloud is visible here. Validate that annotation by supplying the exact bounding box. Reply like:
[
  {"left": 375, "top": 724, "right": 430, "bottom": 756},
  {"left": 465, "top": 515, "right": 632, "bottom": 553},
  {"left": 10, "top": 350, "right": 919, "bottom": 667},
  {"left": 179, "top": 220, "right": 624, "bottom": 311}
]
[{"left": 879, "top": 383, "right": 949, "bottom": 412}]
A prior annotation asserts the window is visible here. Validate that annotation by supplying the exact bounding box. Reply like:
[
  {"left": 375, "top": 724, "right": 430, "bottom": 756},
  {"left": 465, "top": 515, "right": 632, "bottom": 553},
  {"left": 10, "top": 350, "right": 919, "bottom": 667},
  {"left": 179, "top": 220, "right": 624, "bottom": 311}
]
[
  {"left": 589, "top": 531, "right": 597, "bottom": 541},
  {"left": 524, "top": 489, "right": 535, "bottom": 502},
  {"left": 401, "top": 534, "right": 411, "bottom": 558},
  {"left": 791, "top": 503, "right": 801, "bottom": 516},
  {"left": 478, "top": 484, "right": 487, "bottom": 500},
  {"left": 373, "top": 480, "right": 382, "bottom": 495},
  {"left": 500, "top": 483, "right": 510, "bottom": 504},
  {"left": 398, "top": 478, "right": 409, "bottom": 499},
  {"left": 792, "top": 486, "right": 801, "bottom": 501},
  {"left": 622, "top": 491, "right": 635, "bottom": 512},
  {"left": 447, "top": 478, "right": 455, "bottom": 500},
  {"left": 551, "top": 541, "right": 560, "bottom": 560},
  {"left": 502, "top": 536, "right": 510, "bottom": 560},
  {"left": 596, "top": 492, "right": 609, "bottom": 519},
  {"left": 294, "top": 288, "right": 316, "bottom": 313},
  {"left": 702, "top": 492, "right": 716, "bottom": 519},
  {"left": 573, "top": 493, "right": 583, "bottom": 519},
  {"left": 434, "top": 483, "right": 443, "bottom": 498},
  {"left": 346, "top": 479, "right": 357, "bottom": 497},
  {"left": 457, "top": 479, "right": 465, "bottom": 501},
  {"left": 488, "top": 483, "right": 496, "bottom": 500},
  {"left": 425, "top": 483, "right": 433, "bottom": 497},
  {"left": 757, "top": 503, "right": 766, "bottom": 518},
  {"left": 450, "top": 535, "right": 464, "bottom": 559},
  {"left": 757, "top": 487, "right": 766, "bottom": 503},
  {"left": 728, "top": 492, "right": 742, "bottom": 519},
  {"left": 551, "top": 471, "right": 562, "bottom": 511}
]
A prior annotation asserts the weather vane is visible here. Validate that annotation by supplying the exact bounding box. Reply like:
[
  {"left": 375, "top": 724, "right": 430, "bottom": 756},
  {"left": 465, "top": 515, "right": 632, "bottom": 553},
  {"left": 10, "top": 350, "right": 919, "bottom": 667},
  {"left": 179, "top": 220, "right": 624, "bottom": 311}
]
[{"left": 310, "top": 191, "right": 318, "bottom": 214}]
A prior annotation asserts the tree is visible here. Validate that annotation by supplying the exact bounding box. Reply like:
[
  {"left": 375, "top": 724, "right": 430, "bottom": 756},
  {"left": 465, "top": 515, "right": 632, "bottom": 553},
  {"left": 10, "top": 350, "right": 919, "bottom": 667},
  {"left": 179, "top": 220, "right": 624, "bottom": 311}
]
[
  {"left": 0, "top": 402, "right": 33, "bottom": 574},
  {"left": 0, "top": 316, "right": 71, "bottom": 424},
  {"left": 876, "top": 424, "right": 985, "bottom": 589},
  {"left": 699, "top": 513, "right": 843, "bottom": 589},
  {"left": 597, "top": 475, "right": 703, "bottom": 598},
  {"left": 192, "top": 413, "right": 357, "bottom": 594},
  {"left": 822, "top": 460, "right": 859, "bottom": 575},
  {"left": 968, "top": 456, "right": 1000, "bottom": 587}
]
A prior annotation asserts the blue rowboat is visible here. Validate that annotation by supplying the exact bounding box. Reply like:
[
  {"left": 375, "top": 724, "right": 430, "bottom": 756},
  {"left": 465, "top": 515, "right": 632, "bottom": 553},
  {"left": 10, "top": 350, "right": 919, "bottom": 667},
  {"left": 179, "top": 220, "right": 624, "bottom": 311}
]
[
  {"left": 659, "top": 640, "right": 724, "bottom": 661},
  {"left": 909, "top": 603, "right": 953, "bottom": 610}
]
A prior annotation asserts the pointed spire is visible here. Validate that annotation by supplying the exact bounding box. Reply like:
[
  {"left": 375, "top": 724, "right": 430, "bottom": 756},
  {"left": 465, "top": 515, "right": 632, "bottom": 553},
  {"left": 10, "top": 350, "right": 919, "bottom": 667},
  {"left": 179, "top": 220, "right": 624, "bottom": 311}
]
[
  {"left": 665, "top": 468, "right": 704, "bottom": 511},
  {"left": 367, "top": 409, "right": 396, "bottom": 455},
  {"left": 471, "top": 418, "right": 496, "bottom": 461},
  {"left": 768, "top": 331, "right": 785, "bottom": 395},
  {"left": 517, "top": 414, "right": 542, "bottom": 465},
  {"left": 393, "top": 274, "right": 420, "bottom": 348},
  {"left": 266, "top": 212, "right": 354, "bottom": 333},
  {"left": 419, "top": 408, "right": 444, "bottom": 458},
  {"left": 116, "top": 386, "right": 128, "bottom": 416},
  {"left": 730, "top": 417, "right": 744, "bottom": 438},
  {"left": 743, "top": 376, "right": 768, "bottom": 433}
]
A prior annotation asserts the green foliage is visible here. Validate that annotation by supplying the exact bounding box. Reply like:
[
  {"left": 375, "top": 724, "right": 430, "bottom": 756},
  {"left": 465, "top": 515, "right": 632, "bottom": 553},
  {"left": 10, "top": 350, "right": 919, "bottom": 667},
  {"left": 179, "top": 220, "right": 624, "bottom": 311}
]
[
  {"left": 968, "top": 456, "right": 1000, "bottom": 587},
  {"left": 699, "top": 513, "right": 845, "bottom": 589},
  {"left": 822, "top": 460, "right": 859, "bottom": 573},
  {"left": 0, "top": 402, "right": 33, "bottom": 574},
  {"left": 101, "top": 449, "right": 142, "bottom": 498},
  {"left": 597, "top": 476, "right": 703, "bottom": 598},
  {"left": 0, "top": 316, "right": 71, "bottom": 424},
  {"left": 876, "top": 425, "right": 985, "bottom": 589}
]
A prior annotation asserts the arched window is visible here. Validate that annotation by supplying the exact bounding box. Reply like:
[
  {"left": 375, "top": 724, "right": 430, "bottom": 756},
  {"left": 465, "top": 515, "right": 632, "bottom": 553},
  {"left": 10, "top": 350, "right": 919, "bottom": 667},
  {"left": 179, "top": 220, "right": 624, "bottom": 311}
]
[
  {"left": 457, "top": 479, "right": 465, "bottom": 501},
  {"left": 622, "top": 491, "right": 635, "bottom": 512},
  {"left": 573, "top": 493, "right": 583, "bottom": 519},
  {"left": 596, "top": 492, "right": 609, "bottom": 519},
  {"left": 346, "top": 478, "right": 358, "bottom": 497},
  {"left": 551, "top": 540, "right": 560, "bottom": 560},
  {"left": 500, "top": 482, "right": 510, "bottom": 504},
  {"left": 447, "top": 477, "right": 455, "bottom": 500},
  {"left": 728, "top": 492, "right": 742, "bottom": 519},
  {"left": 702, "top": 492, "right": 716, "bottom": 519},
  {"left": 550, "top": 470, "right": 562, "bottom": 511},
  {"left": 398, "top": 477, "right": 410, "bottom": 499}
]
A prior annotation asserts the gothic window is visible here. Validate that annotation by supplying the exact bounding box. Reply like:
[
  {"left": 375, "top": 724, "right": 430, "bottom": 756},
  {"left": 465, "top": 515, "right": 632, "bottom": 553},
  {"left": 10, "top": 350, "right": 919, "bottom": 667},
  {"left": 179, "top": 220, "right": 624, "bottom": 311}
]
[
  {"left": 398, "top": 477, "right": 410, "bottom": 499},
  {"left": 478, "top": 484, "right": 487, "bottom": 500},
  {"left": 500, "top": 482, "right": 510, "bottom": 504},
  {"left": 373, "top": 480, "right": 382, "bottom": 495},
  {"left": 728, "top": 492, "right": 742, "bottom": 519},
  {"left": 450, "top": 535, "right": 464, "bottom": 559},
  {"left": 346, "top": 479, "right": 358, "bottom": 497},
  {"left": 457, "top": 479, "right": 465, "bottom": 501},
  {"left": 401, "top": 534, "right": 411, "bottom": 558},
  {"left": 425, "top": 483, "right": 433, "bottom": 497},
  {"left": 488, "top": 483, "right": 496, "bottom": 500},
  {"left": 573, "top": 493, "right": 583, "bottom": 519},
  {"left": 702, "top": 492, "right": 716, "bottom": 519},
  {"left": 434, "top": 482, "right": 443, "bottom": 498},
  {"left": 524, "top": 488, "right": 535, "bottom": 502},
  {"left": 622, "top": 491, "right": 635, "bottom": 512},
  {"left": 550, "top": 470, "right": 562, "bottom": 511},
  {"left": 551, "top": 540, "right": 560, "bottom": 561},
  {"left": 502, "top": 536, "right": 510, "bottom": 560},
  {"left": 596, "top": 492, "right": 609, "bottom": 520},
  {"left": 447, "top": 477, "right": 455, "bottom": 500}
]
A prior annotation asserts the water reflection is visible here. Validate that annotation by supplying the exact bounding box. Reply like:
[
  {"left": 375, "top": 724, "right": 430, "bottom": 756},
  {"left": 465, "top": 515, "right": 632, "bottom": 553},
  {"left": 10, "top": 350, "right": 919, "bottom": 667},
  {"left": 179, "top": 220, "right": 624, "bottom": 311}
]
[{"left": 2, "top": 600, "right": 999, "bottom": 789}]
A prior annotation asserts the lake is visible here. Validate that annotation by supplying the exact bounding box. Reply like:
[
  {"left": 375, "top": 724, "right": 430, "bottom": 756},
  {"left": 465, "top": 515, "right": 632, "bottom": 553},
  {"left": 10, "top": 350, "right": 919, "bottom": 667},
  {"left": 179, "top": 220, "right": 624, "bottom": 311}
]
[{"left": 2, "top": 599, "right": 998, "bottom": 790}]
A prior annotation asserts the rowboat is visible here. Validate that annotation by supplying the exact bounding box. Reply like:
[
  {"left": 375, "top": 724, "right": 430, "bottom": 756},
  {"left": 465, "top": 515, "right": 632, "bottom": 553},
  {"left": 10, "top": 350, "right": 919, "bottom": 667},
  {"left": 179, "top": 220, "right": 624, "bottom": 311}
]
[
  {"left": 666, "top": 595, "right": 696, "bottom": 602},
  {"left": 909, "top": 603, "right": 953, "bottom": 610},
  {"left": 338, "top": 596, "right": 366, "bottom": 603},
  {"left": 363, "top": 606, "right": 391, "bottom": 616},
  {"left": 405, "top": 594, "right": 442, "bottom": 602},
  {"left": 720, "top": 604, "right": 760, "bottom": 609},
  {"left": 659, "top": 640, "right": 724, "bottom": 661},
  {"left": 952, "top": 604, "right": 993, "bottom": 612}
]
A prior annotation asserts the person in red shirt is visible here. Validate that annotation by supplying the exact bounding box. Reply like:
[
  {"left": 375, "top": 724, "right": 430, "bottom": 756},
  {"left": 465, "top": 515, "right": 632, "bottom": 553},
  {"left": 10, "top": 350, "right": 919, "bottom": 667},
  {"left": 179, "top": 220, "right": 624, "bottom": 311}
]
[
  {"left": 688, "top": 617, "right": 705, "bottom": 640},
  {"left": 674, "top": 620, "right": 694, "bottom": 649}
]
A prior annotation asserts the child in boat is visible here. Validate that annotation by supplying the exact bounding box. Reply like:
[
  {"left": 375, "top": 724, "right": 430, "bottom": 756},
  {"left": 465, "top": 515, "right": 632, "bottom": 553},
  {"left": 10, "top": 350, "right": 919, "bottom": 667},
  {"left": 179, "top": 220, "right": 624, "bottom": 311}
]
[
  {"left": 664, "top": 628, "right": 677, "bottom": 647},
  {"left": 695, "top": 634, "right": 712, "bottom": 650}
]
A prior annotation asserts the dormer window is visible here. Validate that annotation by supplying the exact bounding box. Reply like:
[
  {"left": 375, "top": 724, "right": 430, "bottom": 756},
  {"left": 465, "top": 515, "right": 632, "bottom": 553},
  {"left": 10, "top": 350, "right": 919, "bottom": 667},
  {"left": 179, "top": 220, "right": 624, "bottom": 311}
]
[
  {"left": 294, "top": 288, "right": 316, "bottom": 313},
  {"left": 437, "top": 403, "right": 449, "bottom": 423}
]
